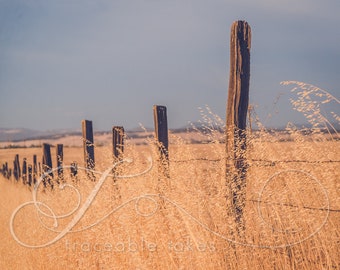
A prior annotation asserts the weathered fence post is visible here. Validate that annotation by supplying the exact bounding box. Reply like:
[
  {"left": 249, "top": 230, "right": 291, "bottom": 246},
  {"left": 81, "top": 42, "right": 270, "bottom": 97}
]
[
  {"left": 38, "top": 162, "right": 42, "bottom": 178},
  {"left": 82, "top": 120, "right": 95, "bottom": 180},
  {"left": 13, "top": 154, "right": 21, "bottom": 181},
  {"left": 57, "top": 144, "right": 63, "bottom": 183},
  {"left": 153, "top": 105, "right": 169, "bottom": 178},
  {"left": 112, "top": 126, "right": 124, "bottom": 199},
  {"left": 225, "top": 20, "right": 251, "bottom": 236},
  {"left": 22, "top": 158, "right": 27, "bottom": 184},
  {"left": 3, "top": 162, "right": 9, "bottom": 179},
  {"left": 70, "top": 162, "right": 78, "bottom": 179},
  {"left": 112, "top": 126, "right": 125, "bottom": 161},
  {"left": 28, "top": 165, "right": 32, "bottom": 186},
  {"left": 42, "top": 143, "right": 53, "bottom": 187},
  {"left": 33, "top": 155, "right": 37, "bottom": 185},
  {"left": 1, "top": 163, "right": 4, "bottom": 178},
  {"left": 1, "top": 163, "right": 7, "bottom": 178}
]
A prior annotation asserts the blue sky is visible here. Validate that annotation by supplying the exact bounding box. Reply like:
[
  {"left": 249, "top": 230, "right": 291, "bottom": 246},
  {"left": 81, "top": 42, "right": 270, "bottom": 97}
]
[{"left": 0, "top": 0, "right": 339, "bottom": 131}]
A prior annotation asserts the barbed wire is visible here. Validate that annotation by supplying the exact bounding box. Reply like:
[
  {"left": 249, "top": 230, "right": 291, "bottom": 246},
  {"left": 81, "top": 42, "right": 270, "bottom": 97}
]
[
  {"left": 170, "top": 158, "right": 340, "bottom": 165},
  {"left": 247, "top": 199, "right": 339, "bottom": 213},
  {"left": 249, "top": 159, "right": 340, "bottom": 167},
  {"left": 170, "top": 158, "right": 221, "bottom": 163}
]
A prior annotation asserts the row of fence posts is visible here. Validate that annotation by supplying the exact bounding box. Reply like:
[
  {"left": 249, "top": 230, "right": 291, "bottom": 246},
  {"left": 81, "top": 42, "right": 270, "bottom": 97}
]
[
  {"left": 79, "top": 106, "right": 170, "bottom": 179},
  {"left": 0, "top": 144, "right": 65, "bottom": 187},
  {"left": 0, "top": 20, "right": 250, "bottom": 236},
  {"left": 0, "top": 104, "right": 170, "bottom": 185}
]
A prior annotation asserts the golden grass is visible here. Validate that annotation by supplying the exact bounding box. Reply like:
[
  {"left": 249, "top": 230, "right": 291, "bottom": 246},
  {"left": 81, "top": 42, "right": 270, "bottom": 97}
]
[
  {"left": 0, "top": 135, "right": 339, "bottom": 269},
  {"left": 0, "top": 82, "right": 339, "bottom": 269}
]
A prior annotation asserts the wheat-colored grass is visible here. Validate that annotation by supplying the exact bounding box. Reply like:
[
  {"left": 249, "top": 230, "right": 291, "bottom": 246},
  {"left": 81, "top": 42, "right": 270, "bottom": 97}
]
[
  {"left": 0, "top": 134, "right": 339, "bottom": 270},
  {"left": 0, "top": 82, "right": 339, "bottom": 269}
]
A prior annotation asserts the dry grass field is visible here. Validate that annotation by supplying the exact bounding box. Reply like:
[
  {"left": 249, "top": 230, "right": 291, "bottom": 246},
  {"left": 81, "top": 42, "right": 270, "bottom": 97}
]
[
  {"left": 0, "top": 82, "right": 339, "bottom": 269},
  {"left": 0, "top": 130, "right": 339, "bottom": 269}
]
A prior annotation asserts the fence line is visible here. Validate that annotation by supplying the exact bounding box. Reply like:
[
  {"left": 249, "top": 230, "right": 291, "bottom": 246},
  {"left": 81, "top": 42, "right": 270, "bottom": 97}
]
[
  {"left": 0, "top": 20, "right": 338, "bottom": 238},
  {"left": 0, "top": 127, "right": 339, "bottom": 214},
  {"left": 1, "top": 153, "right": 339, "bottom": 180}
]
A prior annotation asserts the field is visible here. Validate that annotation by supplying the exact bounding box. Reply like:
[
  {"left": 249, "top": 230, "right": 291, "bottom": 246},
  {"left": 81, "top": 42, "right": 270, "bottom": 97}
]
[{"left": 0, "top": 129, "right": 339, "bottom": 269}]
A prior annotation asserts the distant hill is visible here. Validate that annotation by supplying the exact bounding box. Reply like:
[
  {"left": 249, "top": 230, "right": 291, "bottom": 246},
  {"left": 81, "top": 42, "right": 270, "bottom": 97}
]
[
  {"left": 0, "top": 128, "right": 81, "bottom": 142},
  {"left": 0, "top": 121, "right": 338, "bottom": 143}
]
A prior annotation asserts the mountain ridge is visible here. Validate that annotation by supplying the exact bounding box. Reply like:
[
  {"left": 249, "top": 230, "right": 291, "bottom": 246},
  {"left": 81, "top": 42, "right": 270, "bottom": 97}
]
[{"left": 1, "top": 122, "right": 338, "bottom": 142}]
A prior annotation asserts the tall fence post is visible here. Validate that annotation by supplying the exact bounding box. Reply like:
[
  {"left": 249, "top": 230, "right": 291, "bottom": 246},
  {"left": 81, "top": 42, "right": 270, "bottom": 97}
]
[
  {"left": 225, "top": 20, "right": 251, "bottom": 236},
  {"left": 42, "top": 143, "right": 53, "bottom": 188},
  {"left": 82, "top": 119, "right": 95, "bottom": 180},
  {"left": 57, "top": 144, "right": 63, "bottom": 183},
  {"left": 153, "top": 105, "right": 169, "bottom": 178}
]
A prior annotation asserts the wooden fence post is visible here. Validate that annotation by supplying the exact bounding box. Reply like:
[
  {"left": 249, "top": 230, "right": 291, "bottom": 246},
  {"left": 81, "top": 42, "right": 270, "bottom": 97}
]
[
  {"left": 1, "top": 163, "right": 5, "bottom": 178},
  {"left": 3, "top": 162, "right": 9, "bottom": 179},
  {"left": 22, "top": 158, "right": 27, "bottom": 184},
  {"left": 70, "top": 162, "right": 78, "bottom": 178},
  {"left": 38, "top": 162, "right": 42, "bottom": 178},
  {"left": 13, "top": 161, "right": 16, "bottom": 180},
  {"left": 112, "top": 126, "right": 125, "bottom": 161},
  {"left": 33, "top": 155, "right": 37, "bottom": 185},
  {"left": 7, "top": 163, "right": 11, "bottom": 179},
  {"left": 225, "top": 20, "right": 251, "bottom": 236},
  {"left": 42, "top": 143, "right": 53, "bottom": 187},
  {"left": 82, "top": 120, "right": 95, "bottom": 180},
  {"left": 28, "top": 165, "right": 32, "bottom": 186},
  {"left": 153, "top": 105, "right": 169, "bottom": 178},
  {"left": 1, "top": 163, "right": 4, "bottom": 178},
  {"left": 13, "top": 154, "right": 21, "bottom": 181},
  {"left": 57, "top": 144, "right": 63, "bottom": 183},
  {"left": 112, "top": 126, "right": 124, "bottom": 199}
]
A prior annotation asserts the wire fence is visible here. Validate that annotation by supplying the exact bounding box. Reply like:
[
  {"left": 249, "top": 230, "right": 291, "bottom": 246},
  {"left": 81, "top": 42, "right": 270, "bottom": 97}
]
[
  {"left": 170, "top": 157, "right": 340, "bottom": 166},
  {"left": 1, "top": 157, "right": 339, "bottom": 214},
  {"left": 248, "top": 199, "right": 340, "bottom": 213}
]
